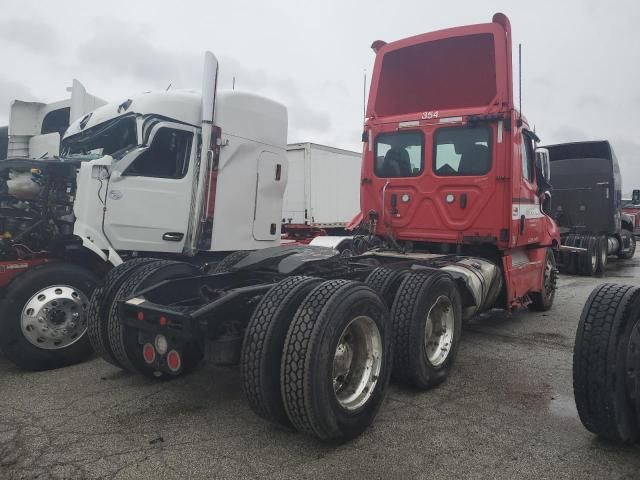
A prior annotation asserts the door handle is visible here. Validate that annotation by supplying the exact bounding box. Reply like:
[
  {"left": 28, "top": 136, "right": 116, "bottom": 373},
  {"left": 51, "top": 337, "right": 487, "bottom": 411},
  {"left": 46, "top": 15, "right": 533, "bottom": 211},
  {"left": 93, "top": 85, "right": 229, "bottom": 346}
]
[
  {"left": 519, "top": 215, "right": 526, "bottom": 234},
  {"left": 163, "top": 232, "right": 184, "bottom": 242},
  {"left": 460, "top": 193, "right": 467, "bottom": 209},
  {"left": 390, "top": 194, "right": 398, "bottom": 215}
]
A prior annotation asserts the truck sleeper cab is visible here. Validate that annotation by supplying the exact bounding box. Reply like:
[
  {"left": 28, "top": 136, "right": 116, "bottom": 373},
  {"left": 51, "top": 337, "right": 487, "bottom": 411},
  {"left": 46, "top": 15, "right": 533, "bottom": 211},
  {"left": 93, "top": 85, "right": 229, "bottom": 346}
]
[
  {"left": 0, "top": 52, "right": 290, "bottom": 372},
  {"left": 545, "top": 140, "right": 636, "bottom": 276}
]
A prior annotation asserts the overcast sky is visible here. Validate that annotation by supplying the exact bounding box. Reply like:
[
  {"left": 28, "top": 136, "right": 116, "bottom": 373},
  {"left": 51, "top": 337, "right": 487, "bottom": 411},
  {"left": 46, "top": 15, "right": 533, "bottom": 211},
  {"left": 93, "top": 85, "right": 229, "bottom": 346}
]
[{"left": 1, "top": 0, "right": 639, "bottom": 190}]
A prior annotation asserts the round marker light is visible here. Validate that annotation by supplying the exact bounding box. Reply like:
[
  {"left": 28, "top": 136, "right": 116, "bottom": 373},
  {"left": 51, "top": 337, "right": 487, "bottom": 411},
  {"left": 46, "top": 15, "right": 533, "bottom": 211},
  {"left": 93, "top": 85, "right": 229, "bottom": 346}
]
[
  {"left": 167, "top": 350, "right": 182, "bottom": 373},
  {"left": 159, "top": 316, "right": 168, "bottom": 326},
  {"left": 446, "top": 194, "right": 455, "bottom": 204},
  {"left": 142, "top": 343, "right": 155, "bottom": 364},
  {"left": 137, "top": 311, "right": 145, "bottom": 321},
  {"left": 154, "top": 334, "right": 168, "bottom": 355},
  {"left": 401, "top": 194, "right": 410, "bottom": 203}
]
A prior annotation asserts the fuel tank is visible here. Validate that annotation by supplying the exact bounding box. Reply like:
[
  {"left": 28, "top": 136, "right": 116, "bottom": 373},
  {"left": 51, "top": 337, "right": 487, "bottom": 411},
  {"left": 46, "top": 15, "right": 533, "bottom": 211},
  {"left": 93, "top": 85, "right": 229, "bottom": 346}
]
[{"left": 441, "top": 257, "right": 503, "bottom": 320}]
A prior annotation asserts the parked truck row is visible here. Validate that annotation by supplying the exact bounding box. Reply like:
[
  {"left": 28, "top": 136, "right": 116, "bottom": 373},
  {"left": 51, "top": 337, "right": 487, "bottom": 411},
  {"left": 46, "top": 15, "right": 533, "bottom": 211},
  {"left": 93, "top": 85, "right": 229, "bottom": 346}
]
[
  {"left": 0, "top": 12, "right": 632, "bottom": 443},
  {"left": 78, "top": 13, "right": 559, "bottom": 441}
]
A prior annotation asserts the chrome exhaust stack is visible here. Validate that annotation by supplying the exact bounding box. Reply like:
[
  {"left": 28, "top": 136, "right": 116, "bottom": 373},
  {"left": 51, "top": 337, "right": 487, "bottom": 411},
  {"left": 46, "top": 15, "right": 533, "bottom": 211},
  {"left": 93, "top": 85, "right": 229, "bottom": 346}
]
[{"left": 184, "top": 51, "right": 219, "bottom": 256}]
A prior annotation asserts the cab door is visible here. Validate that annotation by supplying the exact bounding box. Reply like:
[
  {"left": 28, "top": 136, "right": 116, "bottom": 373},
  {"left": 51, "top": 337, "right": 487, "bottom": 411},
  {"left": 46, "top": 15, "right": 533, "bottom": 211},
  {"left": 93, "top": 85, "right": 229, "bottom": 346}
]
[
  {"left": 103, "top": 122, "right": 197, "bottom": 253},
  {"left": 513, "top": 130, "right": 545, "bottom": 246},
  {"left": 253, "top": 151, "right": 287, "bottom": 241}
]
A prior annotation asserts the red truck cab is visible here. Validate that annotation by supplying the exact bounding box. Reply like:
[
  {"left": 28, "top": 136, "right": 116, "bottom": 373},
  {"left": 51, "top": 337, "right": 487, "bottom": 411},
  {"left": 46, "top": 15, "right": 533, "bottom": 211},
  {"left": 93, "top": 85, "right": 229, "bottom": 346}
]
[{"left": 360, "top": 13, "right": 559, "bottom": 308}]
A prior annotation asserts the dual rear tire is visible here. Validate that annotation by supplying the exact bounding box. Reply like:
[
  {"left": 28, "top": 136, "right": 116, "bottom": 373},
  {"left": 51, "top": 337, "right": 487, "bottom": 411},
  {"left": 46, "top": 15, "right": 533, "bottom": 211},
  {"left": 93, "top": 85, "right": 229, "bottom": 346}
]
[
  {"left": 241, "top": 267, "right": 463, "bottom": 441},
  {"left": 242, "top": 277, "right": 393, "bottom": 441},
  {"left": 561, "top": 235, "right": 607, "bottom": 276},
  {"left": 88, "top": 259, "right": 203, "bottom": 379}
]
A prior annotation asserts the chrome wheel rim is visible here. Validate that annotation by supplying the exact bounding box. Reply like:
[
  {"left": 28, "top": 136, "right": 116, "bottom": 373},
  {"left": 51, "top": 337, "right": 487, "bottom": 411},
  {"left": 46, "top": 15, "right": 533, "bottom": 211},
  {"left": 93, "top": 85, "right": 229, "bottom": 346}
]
[
  {"left": 424, "top": 295, "right": 454, "bottom": 367},
  {"left": 332, "top": 315, "right": 383, "bottom": 411},
  {"left": 20, "top": 285, "right": 90, "bottom": 350}
]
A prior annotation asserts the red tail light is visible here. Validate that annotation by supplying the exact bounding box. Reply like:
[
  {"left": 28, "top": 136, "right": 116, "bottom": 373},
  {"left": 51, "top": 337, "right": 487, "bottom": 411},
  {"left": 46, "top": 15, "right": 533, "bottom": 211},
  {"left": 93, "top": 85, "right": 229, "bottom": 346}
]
[
  {"left": 143, "top": 343, "right": 155, "bottom": 364},
  {"left": 137, "top": 311, "right": 145, "bottom": 321},
  {"left": 159, "top": 316, "right": 168, "bottom": 326},
  {"left": 167, "top": 350, "right": 182, "bottom": 372}
]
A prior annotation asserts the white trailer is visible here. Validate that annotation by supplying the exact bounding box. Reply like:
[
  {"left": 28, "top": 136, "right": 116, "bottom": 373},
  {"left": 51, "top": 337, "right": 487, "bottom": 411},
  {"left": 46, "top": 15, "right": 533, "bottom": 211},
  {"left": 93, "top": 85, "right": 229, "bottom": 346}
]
[{"left": 283, "top": 143, "right": 361, "bottom": 230}]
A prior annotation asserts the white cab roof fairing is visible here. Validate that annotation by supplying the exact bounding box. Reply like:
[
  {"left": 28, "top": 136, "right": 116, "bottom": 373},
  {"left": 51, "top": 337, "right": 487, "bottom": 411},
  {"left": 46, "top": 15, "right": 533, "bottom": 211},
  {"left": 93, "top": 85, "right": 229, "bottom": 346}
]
[
  {"left": 64, "top": 91, "right": 203, "bottom": 139},
  {"left": 63, "top": 90, "right": 287, "bottom": 150},
  {"left": 214, "top": 91, "right": 287, "bottom": 149}
]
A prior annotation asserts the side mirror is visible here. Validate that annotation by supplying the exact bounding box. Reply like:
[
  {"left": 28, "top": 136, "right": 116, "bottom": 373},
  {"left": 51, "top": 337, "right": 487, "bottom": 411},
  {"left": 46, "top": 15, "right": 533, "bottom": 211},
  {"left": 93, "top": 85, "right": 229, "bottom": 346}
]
[
  {"left": 633, "top": 189, "right": 640, "bottom": 205},
  {"left": 535, "top": 147, "right": 551, "bottom": 183}
]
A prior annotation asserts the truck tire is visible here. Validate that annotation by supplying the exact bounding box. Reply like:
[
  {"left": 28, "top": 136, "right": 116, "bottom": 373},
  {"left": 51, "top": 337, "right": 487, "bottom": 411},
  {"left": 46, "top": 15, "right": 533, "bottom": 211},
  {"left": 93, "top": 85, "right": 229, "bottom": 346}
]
[
  {"left": 573, "top": 283, "right": 640, "bottom": 443},
  {"left": 87, "top": 257, "right": 158, "bottom": 367},
  {"left": 391, "top": 271, "right": 462, "bottom": 389},
  {"left": 241, "top": 276, "right": 322, "bottom": 428},
  {"left": 529, "top": 248, "right": 557, "bottom": 311},
  {"left": 0, "top": 263, "right": 98, "bottom": 371},
  {"left": 564, "top": 235, "right": 579, "bottom": 275},
  {"left": 365, "top": 267, "right": 409, "bottom": 307},
  {"left": 212, "top": 250, "right": 252, "bottom": 273},
  {"left": 280, "top": 280, "right": 392, "bottom": 441},
  {"left": 107, "top": 260, "right": 203, "bottom": 379},
  {"left": 618, "top": 231, "right": 636, "bottom": 260},
  {"left": 595, "top": 235, "right": 608, "bottom": 274},
  {"left": 579, "top": 236, "right": 598, "bottom": 277}
]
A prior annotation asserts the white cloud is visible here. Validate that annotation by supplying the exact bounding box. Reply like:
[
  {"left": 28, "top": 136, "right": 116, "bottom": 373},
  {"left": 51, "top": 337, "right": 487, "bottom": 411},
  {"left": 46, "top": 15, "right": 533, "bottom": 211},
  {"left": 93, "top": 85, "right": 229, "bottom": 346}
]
[{"left": 0, "top": 18, "right": 59, "bottom": 53}]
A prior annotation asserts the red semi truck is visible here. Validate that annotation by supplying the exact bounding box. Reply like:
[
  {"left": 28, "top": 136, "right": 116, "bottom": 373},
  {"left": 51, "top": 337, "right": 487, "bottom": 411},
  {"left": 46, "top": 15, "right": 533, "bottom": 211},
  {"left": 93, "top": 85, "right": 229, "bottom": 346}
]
[{"left": 86, "top": 13, "right": 561, "bottom": 442}]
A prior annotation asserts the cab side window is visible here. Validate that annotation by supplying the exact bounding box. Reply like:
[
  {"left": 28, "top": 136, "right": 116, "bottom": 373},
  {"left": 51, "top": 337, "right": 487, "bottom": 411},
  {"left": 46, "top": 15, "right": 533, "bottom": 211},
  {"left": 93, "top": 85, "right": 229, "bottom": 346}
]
[
  {"left": 521, "top": 134, "right": 535, "bottom": 183},
  {"left": 124, "top": 128, "right": 192, "bottom": 179}
]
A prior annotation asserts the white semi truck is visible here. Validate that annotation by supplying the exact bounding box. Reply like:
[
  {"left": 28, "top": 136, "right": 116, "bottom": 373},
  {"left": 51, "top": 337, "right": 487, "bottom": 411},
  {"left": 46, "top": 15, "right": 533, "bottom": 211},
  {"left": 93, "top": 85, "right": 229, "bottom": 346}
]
[{"left": 0, "top": 52, "right": 290, "bottom": 370}]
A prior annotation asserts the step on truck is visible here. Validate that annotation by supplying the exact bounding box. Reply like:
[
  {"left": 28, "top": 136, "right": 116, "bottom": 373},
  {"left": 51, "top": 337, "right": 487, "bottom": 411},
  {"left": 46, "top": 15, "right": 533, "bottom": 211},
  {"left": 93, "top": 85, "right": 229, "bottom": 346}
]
[
  {"left": 0, "top": 53, "right": 290, "bottom": 370},
  {"left": 91, "top": 13, "right": 560, "bottom": 442},
  {"left": 543, "top": 141, "right": 636, "bottom": 276}
]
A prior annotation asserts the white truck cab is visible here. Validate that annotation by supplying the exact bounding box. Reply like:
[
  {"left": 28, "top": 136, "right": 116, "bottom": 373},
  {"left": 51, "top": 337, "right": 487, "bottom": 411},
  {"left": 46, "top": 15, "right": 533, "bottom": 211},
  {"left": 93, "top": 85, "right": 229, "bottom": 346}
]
[
  {"left": 0, "top": 52, "right": 289, "bottom": 372},
  {"left": 67, "top": 53, "right": 288, "bottom": 262}
]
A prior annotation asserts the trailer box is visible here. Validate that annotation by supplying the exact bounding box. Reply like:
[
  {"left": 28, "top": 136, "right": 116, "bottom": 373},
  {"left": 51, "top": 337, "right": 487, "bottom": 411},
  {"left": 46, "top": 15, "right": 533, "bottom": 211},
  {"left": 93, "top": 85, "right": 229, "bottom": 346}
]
[{"left": 283, "top": 142, "right": 361, "bottom": 229}]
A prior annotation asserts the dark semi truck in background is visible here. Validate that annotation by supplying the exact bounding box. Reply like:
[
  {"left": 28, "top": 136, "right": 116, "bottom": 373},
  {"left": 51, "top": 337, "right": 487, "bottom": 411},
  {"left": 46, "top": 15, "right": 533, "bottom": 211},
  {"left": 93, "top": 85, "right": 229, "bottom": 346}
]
[{"left": 546, "top": 140, "right": 636, "bottom": 276}]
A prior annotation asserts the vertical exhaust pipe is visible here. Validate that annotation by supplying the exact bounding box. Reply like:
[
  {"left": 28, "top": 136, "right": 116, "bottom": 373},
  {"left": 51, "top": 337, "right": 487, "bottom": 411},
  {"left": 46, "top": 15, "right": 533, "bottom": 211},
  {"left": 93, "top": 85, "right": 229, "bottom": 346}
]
[{"left": 184, "top": 51, "right": 219, "bottom": 256}]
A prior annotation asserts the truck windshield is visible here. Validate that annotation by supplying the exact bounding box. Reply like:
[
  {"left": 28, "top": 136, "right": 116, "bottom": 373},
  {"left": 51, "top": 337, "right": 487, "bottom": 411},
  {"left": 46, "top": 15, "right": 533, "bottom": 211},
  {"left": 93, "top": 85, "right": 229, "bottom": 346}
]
[
  {"left": 375, "top": 131, "right": 424, "bottom": 177},
  {"left": 61, "top": 116, "right": 138, "bottom": 160},
  {"left": 434, "top": 126, "right": 491, "bottom": 176}
]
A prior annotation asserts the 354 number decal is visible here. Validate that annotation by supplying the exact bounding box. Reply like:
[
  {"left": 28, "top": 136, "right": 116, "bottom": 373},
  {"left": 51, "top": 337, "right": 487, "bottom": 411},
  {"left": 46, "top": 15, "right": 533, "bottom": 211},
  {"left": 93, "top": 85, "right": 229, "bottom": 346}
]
[{"left": 421, "top": 111, "right": 439, "bottom": 120}]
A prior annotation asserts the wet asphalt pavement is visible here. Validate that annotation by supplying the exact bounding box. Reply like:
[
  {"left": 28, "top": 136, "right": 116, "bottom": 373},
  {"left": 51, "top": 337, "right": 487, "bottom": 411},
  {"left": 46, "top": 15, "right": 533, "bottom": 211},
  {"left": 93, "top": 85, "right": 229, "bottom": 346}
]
[{"left": 2, "top": 256, "right": 640, "bottom": 479}]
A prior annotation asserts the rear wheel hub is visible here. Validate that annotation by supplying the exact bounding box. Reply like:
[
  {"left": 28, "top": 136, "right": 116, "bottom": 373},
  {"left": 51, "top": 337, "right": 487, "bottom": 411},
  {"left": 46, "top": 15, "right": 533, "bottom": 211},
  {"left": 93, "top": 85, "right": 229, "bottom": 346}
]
[
  {"left": 424, "top": 295, "right": 454, "bottom": 366},
  {"left": 332, "top": 315, "right": 383, "bottom": 411}
]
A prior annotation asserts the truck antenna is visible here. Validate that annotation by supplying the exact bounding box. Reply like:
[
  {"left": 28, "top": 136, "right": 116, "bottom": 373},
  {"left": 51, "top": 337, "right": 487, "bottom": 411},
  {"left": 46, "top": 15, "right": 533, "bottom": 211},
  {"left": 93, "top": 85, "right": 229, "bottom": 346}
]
[
  {"left": 363, "top": 69, "right": 367, "bottom": 119},
  {"left": 232, "top": 76, "right": 236, "bottom": 90},
  {"left": 518, "top": 43, "right": 522, "bottom": 124},
  {"left": 166, "top": 83, "right": 172, "bottom": 91}
]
